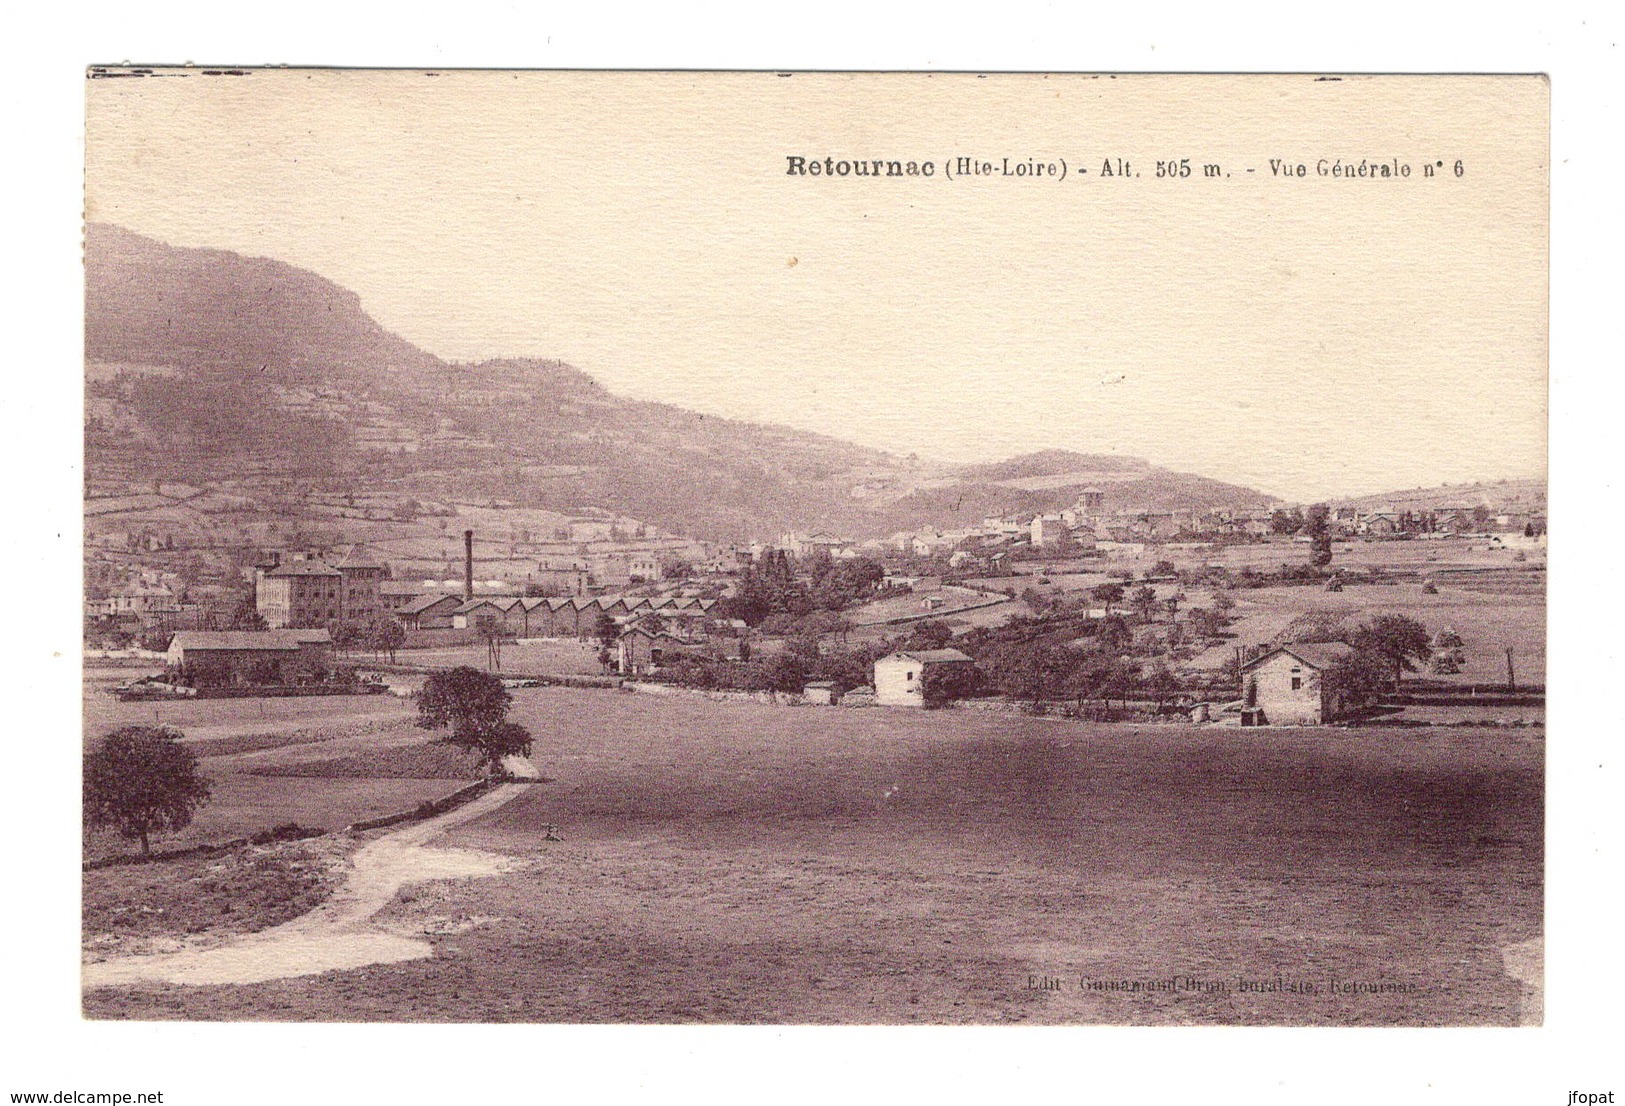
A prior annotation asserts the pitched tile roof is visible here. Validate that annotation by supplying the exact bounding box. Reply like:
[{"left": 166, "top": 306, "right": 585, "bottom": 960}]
[
  {"left": 1243, "top": 641, "right": 1355, "bottom": 671},
  {"left": 169, "top": 629, "right": 331, "bottom": 651},
  {"left": 400, "top": 593, "right": 459, "bottom": 615},
  {"left": 264, "top": 560, "right": 342, "bottom": 578},
  {"left": 885, "top": 648, "right": 974, "bottom": 664}
]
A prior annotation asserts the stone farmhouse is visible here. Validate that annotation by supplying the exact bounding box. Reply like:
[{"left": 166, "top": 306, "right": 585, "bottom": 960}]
[
  {"left": 1240, "top": 642, "right": 1353, "bottom": 725},
  {"left": 873, "top": 648, "right": 977, "bottom": 707}
]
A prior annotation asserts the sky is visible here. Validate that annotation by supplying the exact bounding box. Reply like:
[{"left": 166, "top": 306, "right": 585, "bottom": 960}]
[{"left": 84, "top": 70, "right": 1548, "bottom": 501}]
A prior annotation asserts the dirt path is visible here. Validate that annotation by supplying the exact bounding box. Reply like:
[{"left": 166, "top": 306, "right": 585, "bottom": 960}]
[
  {"left": 1501, "top": 937, "right": 1543, "bottom": 1025},
  {"left": 82, "top": 758, "right": 537, "bottom": 989}
]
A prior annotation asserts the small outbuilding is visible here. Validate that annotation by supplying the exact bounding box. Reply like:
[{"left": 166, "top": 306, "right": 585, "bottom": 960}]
[
  {"left": 840, "top": 685, "right": 878, "bottom": 708},
  {"left": 616, "top": 625, "right": 700, "bottom": 676},
  {"left": 801, "top": 681, "right": 840, "bottom": 706}
]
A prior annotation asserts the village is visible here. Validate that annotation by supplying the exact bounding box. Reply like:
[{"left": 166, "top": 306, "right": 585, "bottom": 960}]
[{"left": 86, "top": 477, "right": 1547, "bottom": 726}]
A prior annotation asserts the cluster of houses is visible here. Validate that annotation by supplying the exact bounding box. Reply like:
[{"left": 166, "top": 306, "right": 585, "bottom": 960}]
[
  {"left": 108, "top": 524, "right": 1365, "bottom": 726},
  {"left": 88, "top": 576, "right": 244, "bottom": 636},
  {"left": 879, "top": 491, "right": 1548, "bottom": 567}
]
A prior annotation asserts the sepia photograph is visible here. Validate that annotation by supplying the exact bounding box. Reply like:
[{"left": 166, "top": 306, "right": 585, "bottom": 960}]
[{"left": 75, "top": 69, "right": 1549, "bottom": 1031}]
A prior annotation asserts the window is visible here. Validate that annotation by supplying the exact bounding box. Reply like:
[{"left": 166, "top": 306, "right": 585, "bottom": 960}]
[
  {"left": 906, "top": 670, "right": 915, "bottom": 681},
  {"left": 1290, "top": 676, "right": 1302, "bottom": 690}
]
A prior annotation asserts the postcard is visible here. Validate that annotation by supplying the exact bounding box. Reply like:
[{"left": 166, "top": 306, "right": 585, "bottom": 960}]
[{"left": 80, "top": 70, "right": 1547, "bottom": 1028}]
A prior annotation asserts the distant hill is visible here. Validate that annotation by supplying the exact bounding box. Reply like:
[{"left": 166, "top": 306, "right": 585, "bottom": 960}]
[
  {"left": 84, "top": 224, "right": 1279, "bottom": 542},
  {"left": 956, "top": 450, "right": 1146, "bottom": 483},
  {"left": 85, "top": 224, "right": 441, "bottom": 386},
  {"left": 1329, "top": 478, "right": 1546, "bottom": 514}
]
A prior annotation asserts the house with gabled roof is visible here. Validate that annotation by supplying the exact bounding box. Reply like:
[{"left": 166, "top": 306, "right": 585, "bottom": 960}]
[
  {"left": 1240, "top": 641, "right": 1354, "bottom": 725},
  {"left": 873, "top": 648, "right": 977, "bottom": 707},
  {"left": 165, "top": 628, "right": 333, "bottom": 685},
  {"left": 616, "top": 624, "right": 701, "bottom": 675}
]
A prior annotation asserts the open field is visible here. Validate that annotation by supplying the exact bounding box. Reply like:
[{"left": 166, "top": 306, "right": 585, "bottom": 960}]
[
  {"left": 86, "top": 687, "right": 1541, "bottom": 1024},
  {"left": 847, "top": 585, "right": 1005, "bottom": 626},
  {"left": 84, "top": 669, "right": 417, "bottom": 745},
  {"left": 1195, "top": 581, "right": 1545, "bottom": 686},
  {"left": 83, "top": 674, "right": 476, "bottom": 861}
]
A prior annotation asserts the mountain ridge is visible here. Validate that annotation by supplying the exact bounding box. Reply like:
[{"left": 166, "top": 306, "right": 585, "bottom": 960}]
[{"left": 84, "top": 224, "right": 1278, "bottom": 542}]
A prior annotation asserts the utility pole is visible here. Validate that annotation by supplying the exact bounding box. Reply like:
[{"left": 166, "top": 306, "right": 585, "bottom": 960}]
[{"left": 1505, "top": 645, "right": 1516, "bottom": 692}]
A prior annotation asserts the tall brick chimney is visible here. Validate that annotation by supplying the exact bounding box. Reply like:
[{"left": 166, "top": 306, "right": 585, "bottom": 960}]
[{"left": 463, "top": 530, "right": 475, "bottom": 601}]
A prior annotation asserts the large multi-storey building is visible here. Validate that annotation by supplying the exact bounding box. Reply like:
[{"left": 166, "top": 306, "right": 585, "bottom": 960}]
[
  {"left": 334, "top": 549, "right": 387, "bottom": 625},
  {"left": 255, "top": 558, "right": 344, "bottom": 628},
  {"left": 254, "top": 548, "right": 391, "bottom": 628}
]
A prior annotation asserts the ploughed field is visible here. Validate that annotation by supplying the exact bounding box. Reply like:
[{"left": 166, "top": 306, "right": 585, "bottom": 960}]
[{"left": 86, "top": 687, "right": 1542, "bottom": 1025}]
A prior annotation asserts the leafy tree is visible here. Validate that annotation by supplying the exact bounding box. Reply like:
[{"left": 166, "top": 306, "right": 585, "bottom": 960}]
[
  {"left": 1091, "top": 582, "right": 1125, "bottom": 611},
  {"left": 901, "top": 620, "right": 954, "bottom": 651},
  {"left": 1130, "top": 585, "right": 1159, "bottom": 623},
  {"left": 760, "top": 652, "right": 809, "bottom": 699},
  {"left": 1351, "top": 614, "right": 1433, "bottom": 689},
  {"left": 1140, "top": 662, "right": 1182, "bottom": 713},
  {"left": 84, "top": 725, "right": 212, "bottom": 856},
  {"left": 1096, "top": 613, "right": 1133, "bottom": 651},
  {"left": 594, "top": 612, "right": 620, "bottom": 651},
  {"left": 983, "top": 641, "right": 1073, "bottom": 709},
  {"left": 325, "top": 620, "right": 362, "bottom": 649},
  {"left": 1187, "top": 607, "right": 1227, "bottom": 639},
  {"left": 921, "top": 660, "right": 982, "bottom": 708},
  {"left": 1020, "top": 587, "right": 1053, "bottom": 616},
  {"left": 228, "top": 594, "right": 268, "bottom": 631},
  {"left": 666, "top": 655, "right": 719, "bottom": 689},
  {"left": 416, "top": 666, "right": 533, "bottom": 774},
  {"left": 1321, "top": 650, "right": 1392, "bottom": 714},
  {"left": 1060, "top": 649, "right": 1109, "bottom": 715},
  {"left": 808, "top": 645, "right": 881, "bottom": 693},
  {"left": 1060, "top": 648, "right": 1136, "bottom": 715},
  {"left": 1306, "top": 504, "right": 1334, "bottom": 567},
  {"left": 368, "top": 617, "right": 406, "bottom": 663},
  {"left": 1271, "top": 508, "right": 1305, "bottom": 535},
  {"left": 1151, "top": 559, "right": 1177, "bottom": 577}
]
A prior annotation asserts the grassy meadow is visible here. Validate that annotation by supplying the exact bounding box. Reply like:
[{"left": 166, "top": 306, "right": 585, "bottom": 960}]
[{"left": 86, "top": 686, "right": 1542, "bottom": 1025}]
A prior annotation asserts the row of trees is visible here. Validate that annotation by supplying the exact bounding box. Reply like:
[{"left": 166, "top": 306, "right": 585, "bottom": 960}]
[
  {"left": 718, "top": 553, "right": 886, "bottom": 627},
  {"left": 660, "top": 638, "right": 887, "bottom": 698}
]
